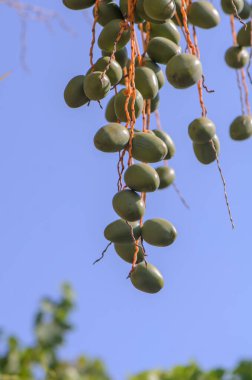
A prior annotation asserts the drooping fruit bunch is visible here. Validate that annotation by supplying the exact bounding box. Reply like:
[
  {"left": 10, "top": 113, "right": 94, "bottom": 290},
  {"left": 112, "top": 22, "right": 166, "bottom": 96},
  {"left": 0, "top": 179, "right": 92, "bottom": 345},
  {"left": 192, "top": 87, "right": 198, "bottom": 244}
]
[
  {"left": 63, "top": 0, "right": 250, "bottom": 293},
  {"left": 222, "top": 8, "right": 252, "bottom": 141}
]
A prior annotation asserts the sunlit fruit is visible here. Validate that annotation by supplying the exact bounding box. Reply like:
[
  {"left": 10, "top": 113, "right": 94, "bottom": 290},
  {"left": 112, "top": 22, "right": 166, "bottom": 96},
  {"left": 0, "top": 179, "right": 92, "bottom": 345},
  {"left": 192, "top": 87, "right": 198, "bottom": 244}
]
[{"left": 130, "top": 262, "right": 164, "bottom": 293}]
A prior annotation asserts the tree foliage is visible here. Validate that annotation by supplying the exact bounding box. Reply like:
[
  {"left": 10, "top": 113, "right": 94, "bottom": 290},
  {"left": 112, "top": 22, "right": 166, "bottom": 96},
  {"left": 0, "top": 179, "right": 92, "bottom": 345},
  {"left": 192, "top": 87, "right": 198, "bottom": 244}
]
[
  {"left": 0, "top": 284, "right": 110, "bottom": 380},
  {"left": 0, "top": 285, "right": 251, "bottom": 380}
]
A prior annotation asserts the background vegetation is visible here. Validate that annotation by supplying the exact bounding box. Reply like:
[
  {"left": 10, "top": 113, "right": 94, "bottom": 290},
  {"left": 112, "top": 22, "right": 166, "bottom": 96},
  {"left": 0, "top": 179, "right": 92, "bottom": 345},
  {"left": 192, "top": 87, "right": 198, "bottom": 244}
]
[{"left": 0, "top": 285, "right": 251, "bottom": 380}]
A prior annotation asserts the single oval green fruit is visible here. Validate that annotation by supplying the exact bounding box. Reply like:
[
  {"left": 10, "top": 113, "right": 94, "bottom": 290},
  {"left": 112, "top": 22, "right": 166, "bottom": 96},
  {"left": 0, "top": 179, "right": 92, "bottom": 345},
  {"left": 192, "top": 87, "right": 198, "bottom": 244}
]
[
  {"left": 91, "top": 56, "right": 123, "bottom": 86},
  {"left": 135, "top": 67, "right": 159, "bottom": 99},
  {"left": 229, "top": 115, "right": 252, "bottom": 140},
  {"left": 193, "top": 134, "right": 220, "bottom": 164},
  {"left": 237, "top": 21, "right": 252, "bottom": 46},
  {"left": 143, "top": 0, "right": 176, "bottom": 21},
  {"left": 130, "top": 262, "right": 164, "bottom": 294},
  {"left": 225, "top": 46, "right": 249, "bottom": 69},
  {"left": 149, "top": 20, "right": 180, "bottom": 44},
  {"left": 94, "top": 1, "right": 123, "bottom": 26},
  {"left": 112, "top": 190, "right": 145, "bottom": 222},
  {"left": 152, "top": 129, "right": 176, "bottom": 159},
  {"left": 64, "top": 75, "right": 89, "bottom": 108},
  {"left": 132, "top": 132, "right": 168, "bottom": 163},
  {"left": 102, "top": 47, "right": 128, "bottom": 68},
  {"left": 94, "top": 123, "right": 129, "bottom": 152},
  {"left": 166, "top": 53, "right": 203, "bottom": 89},
  {"left": 63, "top": 0, "right": 95, "bottom": 10},
  {"left": 104, "top": 219, "right": 141, "bottom": 243},
  {"left": 136, "top": 0, "right": 167, "bottom": 23},
  {"left": 114, "top": 88, "right": 144, "bottom": 122},
  {"left": 114, "top": 242, "right": 145, "bottom": 263},
  {"left": 188, "top": 117, "right": 216, "bottom": 143},
  {"left": 98, "top": 19, "right": 130, "bottom": 52},
  {"left": 221, "top": 0, "right": 244, "bottom": 14},
  {"left": 142, "top": 218, "right": 177, "bottom": 247},
  {"left": 156, "top": 166, "right": 175, "bottom": 189},
  {"left": 124, "top": 163, "right": 160, "bottom": 192},
  {"left": 147, "top": 37, "right": 181, "bottom": 64},
  {"left": 188, "top": 1, "right": 220, "bottom": 29},
  {"left": 239, "top": 0, "right": 251, "bottom": 19},
  {"left": 83, "top": 71, "right": 111, "bottom": 101},
  {"left": 141, "top": 59, "right": 165, "bottom": 89}
]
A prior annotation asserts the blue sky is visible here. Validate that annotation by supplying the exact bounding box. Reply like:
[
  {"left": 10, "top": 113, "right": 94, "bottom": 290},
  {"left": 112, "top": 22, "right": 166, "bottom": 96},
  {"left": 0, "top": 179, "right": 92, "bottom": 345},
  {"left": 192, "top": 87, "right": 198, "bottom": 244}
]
[{"left": 1, "top": 1, "right": 252, "bottom": 379}]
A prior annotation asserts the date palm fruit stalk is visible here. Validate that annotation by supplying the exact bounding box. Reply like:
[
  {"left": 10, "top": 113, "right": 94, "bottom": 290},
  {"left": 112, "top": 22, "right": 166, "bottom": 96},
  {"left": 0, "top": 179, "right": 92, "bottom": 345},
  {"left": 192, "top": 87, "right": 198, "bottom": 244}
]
[{"left": 63, "top": 0, "right": 239, "bottom": 292}]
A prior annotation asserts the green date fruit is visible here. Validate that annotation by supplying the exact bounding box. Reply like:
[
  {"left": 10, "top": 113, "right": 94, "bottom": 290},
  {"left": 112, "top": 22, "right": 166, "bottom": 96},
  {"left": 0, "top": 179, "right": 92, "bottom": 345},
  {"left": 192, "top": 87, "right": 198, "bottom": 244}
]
[
  {"left": 94, "top": 123, "right": 130, "bottom": 152},
  {"left": 64, "top": 75, "right": 89, "bottom": 108},
  {"left": 188, "top": 117, "right": 216, "bottom": 143},
  {"left": 239, "top": 0, "right": 251, "bottom": 19},
  {"left": 166, "top": 53, "right": 203, "bottom": 89},
  {"left": 132, "top": 132, "right": 168, "bottom": 163},
  {"left": 135, "top": 67, "right": 159, "bottom": 99},
  {"left": 112, "top": 190, "right": 145, "bottom": 222},
  {"left": 119, "top": 0, "right": 144, "bottom": 22},
  {"left": 237, "top": 21, "right": 252, "bottom": 46},
  {"left": 104, "top": 219, "right": 141, "bottom": 243},
  {"left": 149, "top": 20, "right": 180, "bottom": 44},
  {"left": 229, "top": 115, "right": 252, "bottom": 140},
  {"left": 114, "top": 88, "right": 144, "bottom": 122},
  {"left": 105, "top": 95, "right": 117, "bottom": 122},
  {"left": 142, "top": 218, "right": 177, "bottom": 247},
  {"left": 63, "top": 0, "right": 95, "bottom": 10},
  {"left": 188, "top": 1, "right": 220, "bottom": 29},
  {"left": 83, "top": 71, "right": 111, "bottom": 100},
  {"left": 153, "top": 129, "right": 176, "bottom": 159},
  {"left": 147, "top": 37, "right": 181, "bottom": 64},
  {"left": 221, "top": 0, "right": 244, "bottom": 14},
  {"left": 136, "top": 0, "right": 167, "bottom": 23},
  {"left": 95, "top": 1, "right": 123, "bottom": 26},
  {"left": 124, "top": 163, "right": 160, "bottom": 192},
  {"left": 193, "top": 134, "right": 220, "bottom": 164},
  {"left": 102, "top": 47, "right": 128, "bottom": 68},
  {"left": 156, "top": 166, "right": 175, "bottom": 189},
  {"left": 114, "top": 242, "right": 145, "bottom": 263},
  {"left": 150, "top": 93, "right": 160, "bottom": 113},
  {"left": 143, "top": 0, "right": 176, "bottom": 22},
  {"left": 98, "top": 19, "right": 130, "bottom": 52},
  {"left": 90, "top": 57, "right": 123, "bottom": 86},
  {"left": 141, "top": 59, "right": 165, "bottom": 89},
  {"left": 225, "top": 46, "right": 249, "bottom": 69},
  {"left": 130, "top": 262, "right": 164, "bottom": 294}
]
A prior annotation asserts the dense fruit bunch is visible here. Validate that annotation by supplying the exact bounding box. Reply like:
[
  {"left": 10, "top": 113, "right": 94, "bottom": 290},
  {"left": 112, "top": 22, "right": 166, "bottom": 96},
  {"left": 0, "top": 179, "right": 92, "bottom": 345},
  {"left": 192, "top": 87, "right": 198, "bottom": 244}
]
[
  {"left": 63, "top": 0, "right": 251, "bottom": 293},
  {"left": 222, "top": 6, "right": 252, "bottom": 140}
]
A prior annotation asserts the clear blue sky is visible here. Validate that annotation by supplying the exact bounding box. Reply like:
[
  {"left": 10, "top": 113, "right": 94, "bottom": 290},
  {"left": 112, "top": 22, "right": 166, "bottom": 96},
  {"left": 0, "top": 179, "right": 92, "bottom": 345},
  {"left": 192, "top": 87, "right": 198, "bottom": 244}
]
[{"left": 1, "top": 1, "right": 252, "bottom": 379}]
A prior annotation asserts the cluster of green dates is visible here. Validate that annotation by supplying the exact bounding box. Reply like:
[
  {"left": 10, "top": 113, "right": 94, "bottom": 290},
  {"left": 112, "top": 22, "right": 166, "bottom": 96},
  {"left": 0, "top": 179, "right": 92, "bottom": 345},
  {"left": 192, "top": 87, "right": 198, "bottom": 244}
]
[
  {"left": 62, "top": 0, "right": 252, "bottom": 292},
  {"left": 221, "top": 0, "right": 252, "bottom": 141},
  {"left": 104, "top": 217, "right": 177, "bottom": 293},
  {"left": 94, "top": 125, "right": 177, "bottom": 293}
]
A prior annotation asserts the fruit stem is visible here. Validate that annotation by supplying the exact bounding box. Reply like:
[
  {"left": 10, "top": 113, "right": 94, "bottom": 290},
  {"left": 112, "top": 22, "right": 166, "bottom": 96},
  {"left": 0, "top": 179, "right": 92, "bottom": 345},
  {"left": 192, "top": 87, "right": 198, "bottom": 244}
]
[
  {"left": 93, "top": 241, "right": 112, "bottom": 265},
  {"left": 89, "top": 0, "right": 99, "bottom": 70}
]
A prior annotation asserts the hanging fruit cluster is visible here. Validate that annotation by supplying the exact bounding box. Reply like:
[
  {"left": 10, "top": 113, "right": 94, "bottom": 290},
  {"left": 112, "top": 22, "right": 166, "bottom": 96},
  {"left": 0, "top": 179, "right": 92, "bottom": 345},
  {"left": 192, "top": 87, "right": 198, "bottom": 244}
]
[
  {"left": 221, "top": 1, "right": 252, "bottom": 140},
  {"left": 63, "top": 0, "right": 250, "bottom": 293}
]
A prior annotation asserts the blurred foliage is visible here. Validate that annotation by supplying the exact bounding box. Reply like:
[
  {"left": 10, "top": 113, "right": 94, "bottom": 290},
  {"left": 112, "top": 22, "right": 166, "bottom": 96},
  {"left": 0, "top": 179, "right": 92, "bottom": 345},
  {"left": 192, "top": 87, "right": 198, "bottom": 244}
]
[
  {"left": 0, "top": 284, "right": 110, "bottom": 380},
  {"left": 0, "top": 284, "right": 251, "bottom": 380}
]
